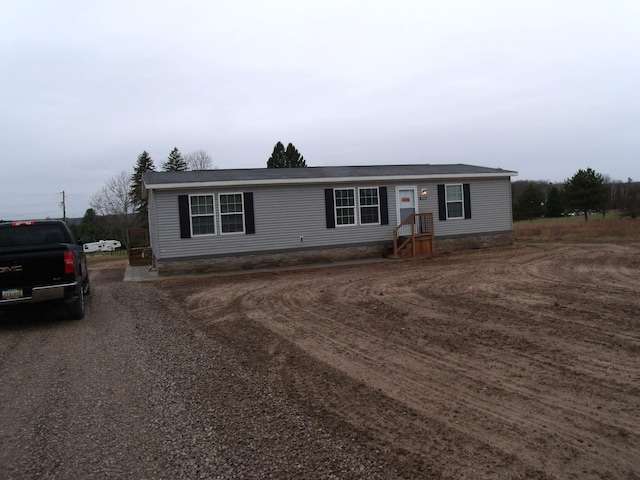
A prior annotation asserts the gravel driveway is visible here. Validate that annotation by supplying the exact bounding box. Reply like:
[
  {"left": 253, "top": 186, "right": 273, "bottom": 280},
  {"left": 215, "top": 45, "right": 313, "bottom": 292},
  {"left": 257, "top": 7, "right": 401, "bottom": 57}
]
[{"left": 0, "top": 266, "right": 386, "bottom": 479}]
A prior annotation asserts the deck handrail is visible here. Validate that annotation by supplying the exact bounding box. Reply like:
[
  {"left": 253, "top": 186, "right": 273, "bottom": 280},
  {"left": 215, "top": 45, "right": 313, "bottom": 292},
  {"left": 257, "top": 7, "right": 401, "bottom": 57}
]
[{"left": 392, "top": 213, "right": 434, "bottom": 257}]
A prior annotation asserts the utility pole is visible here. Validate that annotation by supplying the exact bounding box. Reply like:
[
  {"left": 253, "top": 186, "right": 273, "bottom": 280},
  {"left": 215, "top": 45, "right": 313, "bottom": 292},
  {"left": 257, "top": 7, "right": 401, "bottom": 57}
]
[{"left": 60, "top": 191, "right": 66, "bottom": 222}]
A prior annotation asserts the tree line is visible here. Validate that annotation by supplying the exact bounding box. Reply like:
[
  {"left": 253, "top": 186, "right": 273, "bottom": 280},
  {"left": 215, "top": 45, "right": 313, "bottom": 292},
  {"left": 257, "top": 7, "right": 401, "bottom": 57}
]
[
  {"left": 69, "top": 148, "right": 213, "bottom": 247},
  {"left": 70, "top": 146, "right": 637, "bottom": 248},
  {"left": 70, "top": 142, "right": 306, "bottom": 247},
  {"left": 513, "top": 168, "right": 640, "bottom": 222}
]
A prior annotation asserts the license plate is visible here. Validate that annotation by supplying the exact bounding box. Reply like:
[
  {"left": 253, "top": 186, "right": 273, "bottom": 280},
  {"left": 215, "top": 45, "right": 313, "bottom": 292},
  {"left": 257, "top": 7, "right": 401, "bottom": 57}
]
[{"left": 2, "top": 289, "right": 23, "bottom": 300}]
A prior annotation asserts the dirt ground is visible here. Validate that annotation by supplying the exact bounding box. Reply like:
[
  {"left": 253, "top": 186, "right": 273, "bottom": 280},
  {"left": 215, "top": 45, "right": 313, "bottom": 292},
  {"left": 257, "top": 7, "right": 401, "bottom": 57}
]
[{"left": 159, "top": 242, "right": 640, "bottom": 479}]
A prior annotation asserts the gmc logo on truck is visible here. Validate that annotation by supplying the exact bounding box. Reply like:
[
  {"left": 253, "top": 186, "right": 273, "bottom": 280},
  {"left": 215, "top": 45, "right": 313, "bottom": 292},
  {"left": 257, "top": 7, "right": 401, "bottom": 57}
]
[{"left": 0, "top": 265, "right": 23, "bottom": 274}]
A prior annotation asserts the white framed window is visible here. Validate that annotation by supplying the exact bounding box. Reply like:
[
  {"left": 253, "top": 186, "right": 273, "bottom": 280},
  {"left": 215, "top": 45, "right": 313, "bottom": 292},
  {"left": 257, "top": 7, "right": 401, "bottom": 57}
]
[
  {"left": 446, "top": 184, "right": 464, "bottom": 219},
  {"left": 190, "top": 195, "right": 215, "bottom": 235},
  {"left": 219, "top": 193, "right": 245, "bottom": 234},
  {"left": 359, "top": 187, "right": 380, "bottom": 224},
  {"left": 334, "top": 188, "right": 356, "bottom": 226}
]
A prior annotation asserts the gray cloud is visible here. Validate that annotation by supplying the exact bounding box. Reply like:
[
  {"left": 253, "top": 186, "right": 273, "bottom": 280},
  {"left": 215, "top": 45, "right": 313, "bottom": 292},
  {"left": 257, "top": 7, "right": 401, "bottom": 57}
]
[{"left": 1, "top": 0, "right": 638, "bottom": 220}]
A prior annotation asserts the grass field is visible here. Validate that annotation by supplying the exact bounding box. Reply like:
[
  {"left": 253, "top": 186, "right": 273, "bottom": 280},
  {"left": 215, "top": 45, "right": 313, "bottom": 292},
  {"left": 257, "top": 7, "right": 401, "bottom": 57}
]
[
  {"left": 86, "top": 250, "right": 127, "bottom": 267},
  {"left": 87, "top": 215, "right": 640, "bottom": 270},
  {"left": 514, "top": 213, "right": 640, "bottom": 243}
]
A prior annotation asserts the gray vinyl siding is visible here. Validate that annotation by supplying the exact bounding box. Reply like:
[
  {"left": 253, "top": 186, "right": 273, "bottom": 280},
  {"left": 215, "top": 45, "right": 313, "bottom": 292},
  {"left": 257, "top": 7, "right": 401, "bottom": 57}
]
[
  {"left": 153, "top": 183, "right": 397, "bottom": 261},
  {"left": 150, "top": 177, "right": 512, "bottom": 261},
  {"left": 416, "top": 178, "right": 512, "bottom": 237},
  {"left": 147, "top": 190, "right": 159, "bottom": 254}
]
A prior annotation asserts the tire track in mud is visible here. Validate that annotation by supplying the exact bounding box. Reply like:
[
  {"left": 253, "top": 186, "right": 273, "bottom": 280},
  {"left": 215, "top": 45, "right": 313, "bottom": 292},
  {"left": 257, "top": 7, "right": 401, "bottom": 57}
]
[
  {"left": 249, "top": 279, "right": 633, "bottom": 479},
  {"left": 249, "top": 277, "right": 569, "bottom": 476},
  {"left": 164, "top": 243, "right": 640, "bottom": 480}
]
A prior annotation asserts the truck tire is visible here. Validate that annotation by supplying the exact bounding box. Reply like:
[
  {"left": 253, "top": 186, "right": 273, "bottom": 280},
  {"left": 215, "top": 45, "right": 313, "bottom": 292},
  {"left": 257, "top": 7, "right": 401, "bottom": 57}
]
[
  {"left": 66, "top": 287, "right": 85, "bottom": 320},
  {"left": 83, "top": 271, "right": 91, "bottom": 296}
]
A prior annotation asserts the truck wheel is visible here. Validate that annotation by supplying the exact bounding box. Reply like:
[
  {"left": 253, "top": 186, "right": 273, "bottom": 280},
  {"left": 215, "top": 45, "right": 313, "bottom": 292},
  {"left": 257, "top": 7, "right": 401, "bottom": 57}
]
[{"left": 66, "top": 288, "right": 85, "bottom": 320}]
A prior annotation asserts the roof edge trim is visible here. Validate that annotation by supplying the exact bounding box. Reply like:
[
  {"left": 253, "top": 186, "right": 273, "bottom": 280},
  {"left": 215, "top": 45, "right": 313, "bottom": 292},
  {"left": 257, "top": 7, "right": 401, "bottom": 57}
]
[{"left": 144, "top": 171, "right": 517, "bottom": 190}]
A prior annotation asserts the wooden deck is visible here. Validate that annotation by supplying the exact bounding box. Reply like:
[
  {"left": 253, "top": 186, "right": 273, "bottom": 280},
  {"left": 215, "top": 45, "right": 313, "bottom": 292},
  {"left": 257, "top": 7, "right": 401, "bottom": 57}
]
[{"left": 391, "top": 213, "right": 435, "bottom": 258}]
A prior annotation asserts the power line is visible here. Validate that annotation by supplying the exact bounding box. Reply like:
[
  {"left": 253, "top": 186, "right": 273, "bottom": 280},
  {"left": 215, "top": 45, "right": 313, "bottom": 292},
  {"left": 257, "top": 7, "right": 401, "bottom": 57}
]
[
  {"left": 61, "top": 191, "right": 66, "bottom": 222},
  {"left": 0, "top": 191, "right": 90, "bottom": 221},
  {"left": 0, "top": 192, "right": 64, "bottom": 221}
]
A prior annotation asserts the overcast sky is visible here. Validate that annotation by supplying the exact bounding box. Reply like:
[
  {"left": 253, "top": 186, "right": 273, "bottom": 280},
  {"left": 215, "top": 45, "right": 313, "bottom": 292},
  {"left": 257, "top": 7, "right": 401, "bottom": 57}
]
[{"left": 1, "top": 1, "right": 638, "bottom": 220}]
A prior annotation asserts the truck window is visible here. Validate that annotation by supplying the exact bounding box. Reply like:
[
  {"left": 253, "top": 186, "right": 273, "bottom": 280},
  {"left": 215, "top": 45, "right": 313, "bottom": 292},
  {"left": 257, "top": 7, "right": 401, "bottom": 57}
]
[
  {"left": 0, "top": 234, "right": 15, "bottom": 247},
  {"left": 0, "top": 225, "right": 68, "bottom": 246}
]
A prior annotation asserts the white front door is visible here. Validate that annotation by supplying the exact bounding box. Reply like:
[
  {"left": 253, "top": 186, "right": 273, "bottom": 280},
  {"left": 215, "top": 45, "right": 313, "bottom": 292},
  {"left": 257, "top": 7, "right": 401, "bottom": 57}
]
[{"left": 396, "top": 187, "right": 418, "bottom": 235}]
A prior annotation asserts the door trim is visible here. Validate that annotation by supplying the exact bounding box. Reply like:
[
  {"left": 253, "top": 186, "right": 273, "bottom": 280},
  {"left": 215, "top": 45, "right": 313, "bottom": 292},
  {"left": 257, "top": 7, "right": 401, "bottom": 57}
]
[{"left": 395, "top": 186, "right": 418, "bottom": 225}]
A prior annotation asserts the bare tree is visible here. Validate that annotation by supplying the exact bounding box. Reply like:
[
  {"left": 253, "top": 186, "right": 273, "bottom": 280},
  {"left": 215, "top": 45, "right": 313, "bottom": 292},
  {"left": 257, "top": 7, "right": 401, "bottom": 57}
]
[
  {"left": 184, "top": 149, "right": 214, "bottom": 170},
  {"left": 90, "top": 170, "right": 135, "bottom": 247}
]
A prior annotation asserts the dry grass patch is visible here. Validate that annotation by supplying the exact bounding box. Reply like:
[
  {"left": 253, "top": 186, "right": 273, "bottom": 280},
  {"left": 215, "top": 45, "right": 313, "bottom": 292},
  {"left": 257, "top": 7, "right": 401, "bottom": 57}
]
[
  {"left": 87, "top": 251, "right": 128, "bottom": 269},
  {"left": 514, "top": 215, "right": 640, "bottom": 242}
]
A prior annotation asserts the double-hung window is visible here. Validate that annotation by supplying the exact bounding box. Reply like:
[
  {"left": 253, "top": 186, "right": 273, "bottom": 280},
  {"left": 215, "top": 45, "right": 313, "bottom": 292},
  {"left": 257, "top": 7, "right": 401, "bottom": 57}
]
[
  {"left": 359, "top": 188, "right": 380, "bottom": 224},
  {"left": 190, "top": 195, "right": 215, "bottom": 235},
  {"left": 334, "top": 189, "right": 356, "bottom": 226},
  {"left": 334, "top": 187, "right": 381, "bottom": 225},
  {"left": 326, "top": 186, "right": 387, "bottom": 228},
  {"left": 445, "top": 184, "right": 464, "bottom": 219},
  {"left": 219, "top": 193, "right": 245, "bottom": 233}
]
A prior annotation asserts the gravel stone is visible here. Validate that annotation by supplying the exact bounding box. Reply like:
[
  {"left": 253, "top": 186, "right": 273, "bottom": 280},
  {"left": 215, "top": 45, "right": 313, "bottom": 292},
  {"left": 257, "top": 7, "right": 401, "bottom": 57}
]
[{"left": 0, "top": 268, "right": 387, "bottom": 479}]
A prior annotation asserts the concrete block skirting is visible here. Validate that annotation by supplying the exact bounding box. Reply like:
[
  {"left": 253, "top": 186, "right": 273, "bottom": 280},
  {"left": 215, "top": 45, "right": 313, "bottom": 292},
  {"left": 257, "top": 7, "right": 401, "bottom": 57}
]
[
  {"left": 157, "top": 244, "right": 388, "bottom": 276},
  {"left": 434, "top": 232, "right": 514, "bottom": 253},
  {"left": 156, "top": 232, "right": 514, "bottom": 276}
]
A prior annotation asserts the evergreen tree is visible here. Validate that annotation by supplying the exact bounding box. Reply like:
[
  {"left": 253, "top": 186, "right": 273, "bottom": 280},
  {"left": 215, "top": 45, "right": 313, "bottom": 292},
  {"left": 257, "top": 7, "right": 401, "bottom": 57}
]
[
  {"left": 545, "top": 186, "right": 564, "bottom": 218},
  {"left": 267, "top": 141, "right": 307, "bottom": 168},
  {"left": 620, "top": 183, "right": 640, "bottom": 219},
  {"left": 130, "top": 151, "right": 156, "bottom": 223},
  {"left": 75, "top": 208, "right": 108, "bottom": 241},
  {"left": 514, "top": 184, "right": 545, "bottom": 222},
  {"left": 284, "top": 143, "right": 306, "bottom": 167},
  {"left": 564, "top": 168, "right": 608, "bottom": 221},
  {"left": 163, "top": 147, "right": 188, "bottom": 172},
  {"left": 267, "top": 141, "right": 286, "bottom": 168}
]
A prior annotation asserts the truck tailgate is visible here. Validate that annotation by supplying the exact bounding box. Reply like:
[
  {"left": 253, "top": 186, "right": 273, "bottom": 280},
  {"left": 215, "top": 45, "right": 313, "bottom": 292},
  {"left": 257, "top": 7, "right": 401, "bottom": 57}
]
[{"left": 0, "top": 245, "right": 70, "bottom": 290}]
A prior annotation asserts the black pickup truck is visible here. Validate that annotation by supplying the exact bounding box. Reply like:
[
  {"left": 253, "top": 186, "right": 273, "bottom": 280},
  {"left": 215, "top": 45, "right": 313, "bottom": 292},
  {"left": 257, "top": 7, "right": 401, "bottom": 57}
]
[{"left": 0, "top": 220, "right": 90, "bottom": 319}]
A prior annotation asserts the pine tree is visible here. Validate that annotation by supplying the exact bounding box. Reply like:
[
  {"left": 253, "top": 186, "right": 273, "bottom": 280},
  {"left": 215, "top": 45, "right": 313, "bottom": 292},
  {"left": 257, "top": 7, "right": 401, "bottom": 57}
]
[
  {"left": 77, "top": 208, "right": 105, "bottom": 242},
  {"left": 564, "top": 168, "right": 608, "bottom": 221},
  {"left": 130, "top": 151, "right": 156, "bottom": 223},
  {"left": 284, "top": 143, "right": 306, "bottom": 167},
  {"left": 267, "top": 141, "right": 307, "bottom": 168},
  {"left": 267, "top": 142, "right": 286, "bottom": 168},
  {"left": 545, "top": 186, "right": 563, "bottom": 218},
  {"left": 514, "top": 184, "right": 545, "bottom": 222},
  {"left": 163, "top": 147, "right": 188, "bottom": 172}
]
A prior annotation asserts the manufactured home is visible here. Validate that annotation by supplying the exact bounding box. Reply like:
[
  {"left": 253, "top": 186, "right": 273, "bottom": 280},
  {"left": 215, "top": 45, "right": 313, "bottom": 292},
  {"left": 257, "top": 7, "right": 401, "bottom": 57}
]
[{"left": 142, "top": 164, "right": 517, "bottom": 275}]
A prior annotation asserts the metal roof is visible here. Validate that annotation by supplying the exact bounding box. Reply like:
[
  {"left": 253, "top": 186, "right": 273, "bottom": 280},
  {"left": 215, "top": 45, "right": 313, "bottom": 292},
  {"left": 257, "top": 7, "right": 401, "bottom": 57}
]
[{"left": 143, "top": 163, "right": 517, "bottom": 190}]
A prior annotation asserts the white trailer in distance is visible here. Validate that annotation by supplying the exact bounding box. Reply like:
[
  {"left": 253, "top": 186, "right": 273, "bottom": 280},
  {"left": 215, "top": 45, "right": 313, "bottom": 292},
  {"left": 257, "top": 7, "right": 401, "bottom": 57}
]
[{"left": 83, "top": 240, "right": 122, "bottom": 253}]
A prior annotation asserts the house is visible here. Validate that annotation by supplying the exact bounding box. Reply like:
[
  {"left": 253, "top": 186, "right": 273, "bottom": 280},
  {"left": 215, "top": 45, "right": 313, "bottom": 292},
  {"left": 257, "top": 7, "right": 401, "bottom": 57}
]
[{"left": 142, "top": 164, "right": 517, "bottom": 275}]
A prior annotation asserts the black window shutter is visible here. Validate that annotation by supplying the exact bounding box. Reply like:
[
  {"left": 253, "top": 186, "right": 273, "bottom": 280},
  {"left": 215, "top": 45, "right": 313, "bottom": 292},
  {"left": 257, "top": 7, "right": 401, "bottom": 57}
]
[
  {"left": 325, "top": 189, "right": 335, "bottom": 228},
  {"left": 244, "top": 192, "right": 255, "bottom": 234},
  {"left": 463, "top": 183, "right": 472, "bottom": 219},
  {"left": 437, "top": 184, "right": 447, "bottom": 221},
  {"left": 379, "top": 186, "right": 389, "bottom": 225},
  {"left": 178, "top": 195, "right": 191, "bottom": 238}
]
